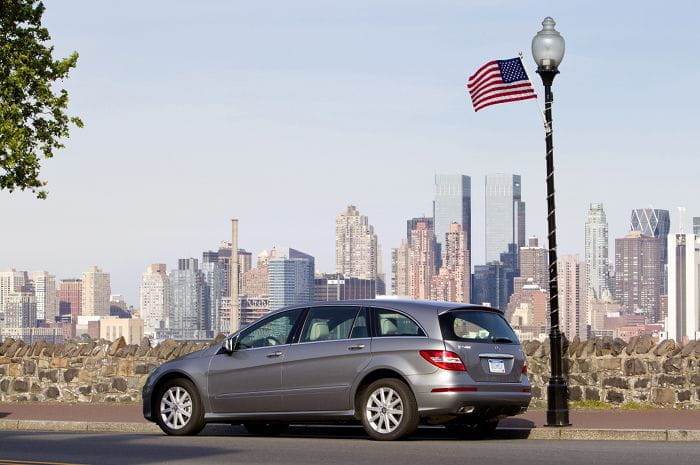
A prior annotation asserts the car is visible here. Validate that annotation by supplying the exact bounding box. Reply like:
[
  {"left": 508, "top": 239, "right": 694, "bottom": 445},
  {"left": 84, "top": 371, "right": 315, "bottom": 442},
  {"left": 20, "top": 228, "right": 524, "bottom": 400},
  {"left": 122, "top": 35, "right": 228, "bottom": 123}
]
[{"left": 142, "top": 299, "right": 531, "bottom": 440}]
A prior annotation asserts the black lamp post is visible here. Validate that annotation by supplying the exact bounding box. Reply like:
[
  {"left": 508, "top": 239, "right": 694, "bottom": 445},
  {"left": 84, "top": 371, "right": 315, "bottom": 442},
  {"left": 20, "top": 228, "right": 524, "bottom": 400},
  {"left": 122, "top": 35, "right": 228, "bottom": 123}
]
[{"left": 531, "top": 17, "right": 570, "bottom": 427}]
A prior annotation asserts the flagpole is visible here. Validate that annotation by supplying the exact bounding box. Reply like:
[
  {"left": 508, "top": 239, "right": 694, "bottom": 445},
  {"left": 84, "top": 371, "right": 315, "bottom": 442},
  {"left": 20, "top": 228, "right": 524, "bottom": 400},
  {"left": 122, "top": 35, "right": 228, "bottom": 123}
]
[{"left": 518, "top": 51, "right": 551, "bottom": 134}]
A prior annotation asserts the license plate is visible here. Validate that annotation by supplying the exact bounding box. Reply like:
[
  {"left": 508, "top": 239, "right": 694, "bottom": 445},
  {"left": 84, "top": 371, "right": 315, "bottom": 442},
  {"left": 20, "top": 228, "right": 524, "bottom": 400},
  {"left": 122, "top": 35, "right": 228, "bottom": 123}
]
[{"left": 488, "top": 359, "right": 506, "bottom": 374}]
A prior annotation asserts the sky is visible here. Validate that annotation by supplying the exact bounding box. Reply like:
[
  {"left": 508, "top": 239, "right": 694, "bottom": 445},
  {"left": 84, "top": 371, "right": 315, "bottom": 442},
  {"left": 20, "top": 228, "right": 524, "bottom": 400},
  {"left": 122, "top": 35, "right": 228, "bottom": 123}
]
[{"left": 2, "top": 0, "right": 700, "bottom": 305}]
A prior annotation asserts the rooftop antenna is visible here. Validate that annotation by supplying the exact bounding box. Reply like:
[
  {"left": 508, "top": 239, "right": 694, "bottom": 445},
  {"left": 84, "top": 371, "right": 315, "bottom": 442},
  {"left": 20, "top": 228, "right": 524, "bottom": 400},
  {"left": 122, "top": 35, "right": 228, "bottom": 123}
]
[{"left": 678, "top": 207, "right": 686, "bottom": 234}]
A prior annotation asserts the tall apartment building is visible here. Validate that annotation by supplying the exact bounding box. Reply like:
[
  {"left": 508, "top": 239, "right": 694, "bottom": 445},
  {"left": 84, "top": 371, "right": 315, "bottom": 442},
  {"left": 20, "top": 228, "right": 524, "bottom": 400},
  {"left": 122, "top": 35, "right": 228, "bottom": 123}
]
[
  {"left": 58, "top": 279, "right": 82, "bottom": 321},
  {"left": 667, "top": 233, "right": 700, "bottom": 341},
  {"left": 407, "top": 217, "right": 433, "bottom": 247},
  {"left": 31, "top": 272, "right": 58, "bottom": 323},
  {"left": 433, "top": 175, "right": 471, "bottom": 267},
  {"left": 694, "top": 217, "right": 700, "bottom": 235},
  {"left": 507, "top": 279, "right": 548, "bottom": 339},
  {"left": 268, "top": 248, "right": 315, "bottom": 311},
  {"left": 169, "top": 258, "right": 206, "bottom": 339},
  {"left": 0, "top": 269, "right": 28, "bottom": 318},
  {"left": 614, "top": 231, "right": 664, "bottom": 321},
  {"left": 139, "top": 264, "right": 170, "bottom": 336},
  {"left": 558, "top": 255, "right": 589, "bottom": 339},
  {"left": 81, "top": 266, "right": 111, "bottom": 317},
  {"left": 314, "top": 273, "right": 376, "bottom": 301},
  {"left": 335, "top": 205, "right": 378, "bottom": 280},
  {"left": 430, "top": 223, "right": 470, "bottom": 302},
  {"left": 4, "top": 291, "right": 37, "bottom": 328},
  {"left": 585, "top": 203, "right": 610, "bottom": 300},
  {"left": 391, "top": 240, "right": 410, "bottom": 297},
  {"left": 202, "top": 251, "right": 225, "bottom": 334},
  {"left": 485, "top": 174, "right": 525, "bottom": 263},
  {"left": 407, "top": 220, "right": 436, "bottom": 300},
  {"left": 519, "top": 236, "right": 548, "bottom": 290}
]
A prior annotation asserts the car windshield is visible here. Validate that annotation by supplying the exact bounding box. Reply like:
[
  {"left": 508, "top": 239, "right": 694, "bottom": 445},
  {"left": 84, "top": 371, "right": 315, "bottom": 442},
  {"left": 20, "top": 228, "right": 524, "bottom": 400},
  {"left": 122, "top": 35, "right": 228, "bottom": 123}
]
[{"left": 439, "top": 310, "right": 519, "bottom": 344}]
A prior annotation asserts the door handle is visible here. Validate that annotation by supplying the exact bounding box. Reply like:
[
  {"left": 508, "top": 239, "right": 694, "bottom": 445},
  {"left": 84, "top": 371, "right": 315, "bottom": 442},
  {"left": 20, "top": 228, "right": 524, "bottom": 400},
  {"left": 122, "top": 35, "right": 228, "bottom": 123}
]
[
  {"left": 266, "top": 351, "right": 283, "bottom": 358},
  {"left": 347, "top": 344, "right": 366, "bottom": 351}
]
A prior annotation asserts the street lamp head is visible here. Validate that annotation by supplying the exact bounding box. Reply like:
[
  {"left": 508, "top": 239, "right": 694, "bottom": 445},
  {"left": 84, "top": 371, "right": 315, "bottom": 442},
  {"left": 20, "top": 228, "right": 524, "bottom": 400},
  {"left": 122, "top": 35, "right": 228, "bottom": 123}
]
[{"left": 531, "top": 17, "right": 565, "bottom": 71}]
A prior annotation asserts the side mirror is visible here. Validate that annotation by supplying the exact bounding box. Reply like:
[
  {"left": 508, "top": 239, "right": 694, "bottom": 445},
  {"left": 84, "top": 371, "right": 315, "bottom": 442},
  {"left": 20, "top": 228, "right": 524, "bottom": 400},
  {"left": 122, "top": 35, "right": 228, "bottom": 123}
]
[{"left": 223, "top": 336, "right": 237, "bottom": 354}]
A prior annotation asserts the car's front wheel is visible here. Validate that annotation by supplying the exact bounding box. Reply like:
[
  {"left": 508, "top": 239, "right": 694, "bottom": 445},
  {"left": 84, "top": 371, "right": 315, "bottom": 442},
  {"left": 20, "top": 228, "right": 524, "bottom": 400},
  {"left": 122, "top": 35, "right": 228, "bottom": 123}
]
[
  {"left": 155, "top": 378, "right": 205, "bottom": 436},
  {"left": 359, "top": 378, "right": 419, "bottom": 440}
]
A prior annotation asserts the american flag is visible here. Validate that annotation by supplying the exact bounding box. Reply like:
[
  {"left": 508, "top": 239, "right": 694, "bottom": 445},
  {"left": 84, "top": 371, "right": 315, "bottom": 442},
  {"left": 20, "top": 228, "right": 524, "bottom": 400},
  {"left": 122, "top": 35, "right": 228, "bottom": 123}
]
[{"left": 467, "top": 58, "right": 537, "bottom": 112}]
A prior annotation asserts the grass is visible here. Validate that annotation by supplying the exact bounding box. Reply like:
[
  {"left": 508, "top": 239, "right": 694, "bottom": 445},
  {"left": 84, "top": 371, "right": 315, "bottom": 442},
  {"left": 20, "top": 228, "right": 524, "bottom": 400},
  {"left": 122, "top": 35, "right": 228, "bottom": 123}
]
[
  {"left": 570, "top": 400, "right": 611, "bottom": 410},
  {"left": 620, "top": 401, "right": 655, "bottom": 410}
]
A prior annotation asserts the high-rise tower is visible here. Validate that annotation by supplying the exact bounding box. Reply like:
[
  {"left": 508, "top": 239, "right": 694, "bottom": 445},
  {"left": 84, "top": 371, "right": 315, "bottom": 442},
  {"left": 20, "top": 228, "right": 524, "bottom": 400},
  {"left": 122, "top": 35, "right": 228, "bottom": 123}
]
[
  {"left": 485, "top": 174, "right": 526, "bottom": 263},
  {"left": 585, "top": 203, "right": 610, "bottom": 300}
]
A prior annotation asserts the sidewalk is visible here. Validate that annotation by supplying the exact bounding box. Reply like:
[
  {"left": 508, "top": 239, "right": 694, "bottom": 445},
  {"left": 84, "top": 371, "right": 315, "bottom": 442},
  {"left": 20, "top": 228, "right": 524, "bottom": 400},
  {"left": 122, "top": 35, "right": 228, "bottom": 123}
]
[{"left": 0, "top": 403, "right": 699, "bottom": 440}]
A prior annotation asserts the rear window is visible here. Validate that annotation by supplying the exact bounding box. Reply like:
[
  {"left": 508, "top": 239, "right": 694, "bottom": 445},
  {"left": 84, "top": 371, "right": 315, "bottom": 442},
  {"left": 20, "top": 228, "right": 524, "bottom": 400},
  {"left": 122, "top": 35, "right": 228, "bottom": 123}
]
[{"left": 439, "top": 310, "right": 519, "bottom": 344}]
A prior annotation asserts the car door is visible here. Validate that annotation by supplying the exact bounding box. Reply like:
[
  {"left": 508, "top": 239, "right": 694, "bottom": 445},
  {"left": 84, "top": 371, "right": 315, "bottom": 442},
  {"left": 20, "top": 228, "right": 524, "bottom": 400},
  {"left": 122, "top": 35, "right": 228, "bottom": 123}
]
[
  {"left": 281, "top": 306, "right": 371, "bottom": 411},
  {"left": 207, "top": 308, "right": 305, "bottom": 413}
]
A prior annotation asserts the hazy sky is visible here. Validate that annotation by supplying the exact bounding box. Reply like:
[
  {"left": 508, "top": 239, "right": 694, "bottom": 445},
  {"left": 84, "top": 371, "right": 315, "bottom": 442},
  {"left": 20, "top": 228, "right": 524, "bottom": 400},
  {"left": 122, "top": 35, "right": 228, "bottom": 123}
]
[{"left": 2, "top": 1, "right": 699, "bottom": 305}]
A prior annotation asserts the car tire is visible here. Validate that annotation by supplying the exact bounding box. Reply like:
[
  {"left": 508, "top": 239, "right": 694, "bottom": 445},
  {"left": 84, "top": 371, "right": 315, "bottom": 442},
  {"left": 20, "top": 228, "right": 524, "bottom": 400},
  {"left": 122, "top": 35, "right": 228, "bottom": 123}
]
[
  {"left": 359, "top": 378, "right": 419, "bottom": 441},
  {"left": 243, "top": 422, "right": 289, "bottom": 436},
  {"left": 154, "top": 378, "right": 205, "bottom": 436}
]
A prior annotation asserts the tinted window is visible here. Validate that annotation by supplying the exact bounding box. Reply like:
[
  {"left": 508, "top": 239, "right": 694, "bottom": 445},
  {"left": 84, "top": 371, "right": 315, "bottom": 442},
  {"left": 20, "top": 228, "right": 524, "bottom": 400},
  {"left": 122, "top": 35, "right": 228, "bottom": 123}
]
[
  {"left": 238, "top": 309, "right": 304, "bottom": 349},
  {"left": 373, "top": 308, "right": 425, "bottom": 337},
  {"left": 301, "top": 306, "right": 360, "bottom": 342},
  {"left": 439, "top": 310, "right": 519, "bottom": 344},
  {"left": 350, "top": 308, "right": 369, "bottom": 339}
]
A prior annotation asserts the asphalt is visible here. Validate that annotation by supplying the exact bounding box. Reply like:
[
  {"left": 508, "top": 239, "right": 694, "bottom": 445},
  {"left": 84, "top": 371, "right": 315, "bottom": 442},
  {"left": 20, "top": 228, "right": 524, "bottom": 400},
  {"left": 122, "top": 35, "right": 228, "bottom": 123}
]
[
  {"left": 3, "top": 403, "right": 700, "bottom": 430},
  {"left": 0, "top": 428, "right": 699, "bottom": 465}
]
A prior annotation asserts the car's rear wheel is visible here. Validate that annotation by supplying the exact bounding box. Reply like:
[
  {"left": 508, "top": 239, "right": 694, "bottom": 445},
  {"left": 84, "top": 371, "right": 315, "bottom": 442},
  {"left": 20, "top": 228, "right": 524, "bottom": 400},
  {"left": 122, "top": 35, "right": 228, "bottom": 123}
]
[
  {"left": 155, "top": 378, "right": 205, "bottom": 436},
  {"left": 243, "top": 422, "right": 289, "bottom": 436},
  {"left": 359, "top": 378, "right": 418, "bottom": 441}
]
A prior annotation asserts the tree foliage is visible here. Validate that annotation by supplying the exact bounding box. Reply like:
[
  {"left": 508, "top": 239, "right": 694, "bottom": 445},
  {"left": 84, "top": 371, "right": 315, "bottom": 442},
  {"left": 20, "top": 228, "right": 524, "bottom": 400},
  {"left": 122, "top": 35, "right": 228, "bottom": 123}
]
[{"left": 0, "top": 0, "right": 82, "bottom": 199}]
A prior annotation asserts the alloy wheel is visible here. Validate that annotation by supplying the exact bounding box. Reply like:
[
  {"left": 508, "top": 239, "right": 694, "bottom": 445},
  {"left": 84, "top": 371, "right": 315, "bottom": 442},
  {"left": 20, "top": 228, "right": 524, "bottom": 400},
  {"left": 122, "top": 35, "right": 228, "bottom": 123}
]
[
  {"left": 365, "top": 386, "right": 404, "bottom": 434},
  {"left": 160, "top": 386, "right": 193, "bottom": 430}
]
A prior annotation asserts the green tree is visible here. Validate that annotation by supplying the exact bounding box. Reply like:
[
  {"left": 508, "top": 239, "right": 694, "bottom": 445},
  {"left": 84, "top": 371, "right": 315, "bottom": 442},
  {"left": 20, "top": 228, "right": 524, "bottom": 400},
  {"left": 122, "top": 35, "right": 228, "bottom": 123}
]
[{"left": 0, "top": 0, "right": 82, "bottom": 199}]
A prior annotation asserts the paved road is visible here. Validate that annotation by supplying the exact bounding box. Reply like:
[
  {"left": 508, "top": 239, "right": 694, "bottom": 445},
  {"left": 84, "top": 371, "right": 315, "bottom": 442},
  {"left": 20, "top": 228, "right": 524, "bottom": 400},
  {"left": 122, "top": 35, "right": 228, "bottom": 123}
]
[{"left": 0, "top": 426, "right": 699, "bottom": 465}]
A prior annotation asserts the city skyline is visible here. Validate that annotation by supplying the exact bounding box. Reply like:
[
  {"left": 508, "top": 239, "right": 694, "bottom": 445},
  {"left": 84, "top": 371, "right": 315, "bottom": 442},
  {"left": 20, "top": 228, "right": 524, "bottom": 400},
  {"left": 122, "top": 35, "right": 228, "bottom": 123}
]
[{"left": 2, "top": 2, "right": 700, "bottom": 306}]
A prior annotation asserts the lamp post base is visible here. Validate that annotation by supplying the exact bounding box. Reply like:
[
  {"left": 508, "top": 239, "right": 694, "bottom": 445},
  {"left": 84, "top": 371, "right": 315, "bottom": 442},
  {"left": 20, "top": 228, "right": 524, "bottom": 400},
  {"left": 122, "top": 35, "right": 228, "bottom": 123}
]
[{"left": 546, "top": 380, "right": 571, "bottom": 426}]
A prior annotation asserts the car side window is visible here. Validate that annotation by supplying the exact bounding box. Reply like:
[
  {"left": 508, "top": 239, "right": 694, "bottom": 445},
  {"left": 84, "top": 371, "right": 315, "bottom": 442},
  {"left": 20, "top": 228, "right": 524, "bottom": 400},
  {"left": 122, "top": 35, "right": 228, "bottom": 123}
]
[
  {"left": 300, "top": 306, "right": 360, "bottom": 343},
  {"left": 238, "top": 309, "right": 304, "bottom": 349},
  {"left": 350, "top": 308, "right": 369, "bottom": 339},
  {"left": 372, "top": 308, "right": 425, "bottom": 337}
]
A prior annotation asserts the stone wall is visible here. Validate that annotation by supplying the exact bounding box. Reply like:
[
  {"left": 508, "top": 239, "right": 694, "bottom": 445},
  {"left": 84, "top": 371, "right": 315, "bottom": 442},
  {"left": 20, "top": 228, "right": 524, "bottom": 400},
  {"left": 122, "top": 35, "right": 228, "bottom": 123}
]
[{"left": 0, "top": 334, "right": 698, "bottom": 408}]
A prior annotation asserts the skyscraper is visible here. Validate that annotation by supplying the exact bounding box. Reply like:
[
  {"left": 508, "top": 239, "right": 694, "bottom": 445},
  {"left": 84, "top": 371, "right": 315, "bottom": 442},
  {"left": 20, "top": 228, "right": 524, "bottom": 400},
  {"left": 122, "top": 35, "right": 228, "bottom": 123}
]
[
  {"left": 614, "top": 231, "right": 664, "bottom": 321},
  {"left": 391, "top": 240, "right": 410, "bottom": 297},
  {"left": 406, "top": 217, "right": 434, "bottom": 247},
  {"left": 431, "top": 223, "right": 470, "bottom": 302},
  {"left": 693, "top": 217, "right": 700, "bottom": 235},
  {"left": 472, "top": 262, "right": 510, "bottom": 309},
  {"left": 31, "top": 271, "right": 58, "bottom": 323},
  {"left": 667, "top": 233, "right": 699, "bottom": 342},
  {"left": 268, "top": 248, "right": 315, "bottom": 311},
  {"left": 314, "top": 273, "right": 376, "bottom": 301},
  {"left": 4, "top": 291, "right": 37, "bottom": 328},
  {"left": 585, "top": 203, "right": 611, "bottom": 300},
  {"left": 485, "top": 174, "right": 525, "bottom": 263},
  {"left": 169, "top": 258, "right": 205, "bottom": 339},
  {"left": 81, "top": 266, "right": 111, "bottom": 317},
  {"left": 558, "top": 255, "right": 589, "bottom": 339},
  {"left": 433, "top": 175, "right": 471, "bottom": 267},
  {"left": 519, "top": 236, "right": 548, "bottom": 290},
  {"left": 0, "top": 269, "right": 28, "bottom": 318},
  {"left": 58, "top": 279, "right": 82, "bottom": 321},
  {"left": 407, "top": 220, "right": 436, "bottom": 300},
  {"left": 630, "top": 208, "right": 671, "bottom": 264},
  {"left": 139, "top": 264, "right": 170, "bottom": 336},
  {"left": 202, "top": 251, "right": 225, "bottom": 334},
  {"left": 335, "top": 205, "right": 378, "bottom": 280}
]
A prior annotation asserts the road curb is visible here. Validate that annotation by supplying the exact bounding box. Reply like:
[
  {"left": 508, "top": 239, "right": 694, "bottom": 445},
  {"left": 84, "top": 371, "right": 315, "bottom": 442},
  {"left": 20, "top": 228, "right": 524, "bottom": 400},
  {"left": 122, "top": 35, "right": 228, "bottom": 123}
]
[{"left": 0, "top": 420, "right": 698, "bottom": 441}]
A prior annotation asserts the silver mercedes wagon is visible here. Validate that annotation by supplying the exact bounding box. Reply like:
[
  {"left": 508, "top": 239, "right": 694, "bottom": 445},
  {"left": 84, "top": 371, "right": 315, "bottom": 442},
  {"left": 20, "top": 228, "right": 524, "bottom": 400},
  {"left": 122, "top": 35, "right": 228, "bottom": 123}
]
[{"left": 143, "top": 300, "right": 531, "bottom": 440}]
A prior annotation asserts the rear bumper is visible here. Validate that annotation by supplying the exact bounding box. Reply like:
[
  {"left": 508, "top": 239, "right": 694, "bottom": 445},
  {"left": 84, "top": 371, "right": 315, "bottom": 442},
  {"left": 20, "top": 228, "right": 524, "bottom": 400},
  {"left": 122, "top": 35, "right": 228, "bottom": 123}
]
[{"left": 408, "top": 372, "right": 532, "bottom": 418}]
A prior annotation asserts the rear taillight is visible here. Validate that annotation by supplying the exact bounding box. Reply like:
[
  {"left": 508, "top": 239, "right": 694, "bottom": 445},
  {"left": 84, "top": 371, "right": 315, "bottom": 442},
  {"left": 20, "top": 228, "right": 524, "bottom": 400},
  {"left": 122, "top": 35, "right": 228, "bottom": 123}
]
[
  {"left": 419, "top": 350, "right": 466, "bottom": 371},
  {"left": 522, "top": 358, "right": 528, "bottom": 374}
]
